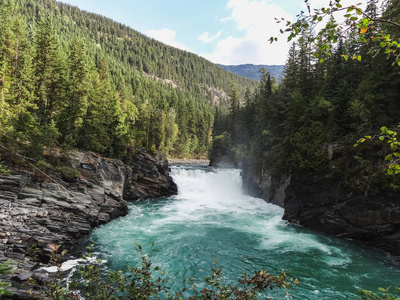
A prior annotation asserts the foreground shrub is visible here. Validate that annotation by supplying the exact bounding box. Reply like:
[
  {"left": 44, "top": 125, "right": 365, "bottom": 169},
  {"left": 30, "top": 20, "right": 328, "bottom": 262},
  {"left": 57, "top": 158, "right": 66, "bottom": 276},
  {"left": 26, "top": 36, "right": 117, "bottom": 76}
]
[{"left": 44, "top": 243, "right": 297, "bottom": 299}]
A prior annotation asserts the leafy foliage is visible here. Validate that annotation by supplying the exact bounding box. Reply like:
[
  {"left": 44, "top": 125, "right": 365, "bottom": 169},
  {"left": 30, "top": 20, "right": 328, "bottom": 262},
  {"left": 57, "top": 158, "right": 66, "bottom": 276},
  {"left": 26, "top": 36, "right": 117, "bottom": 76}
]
[
  {"left": 186, "top": 259, "right": 295, "bottom": 300},
  {"left": 356, "top": 126, "right": 400, "bottom": 175},
  {"left": 358, "top": 285, "right": 400, "bottom": 300},
  {"left": 0, "top": 155, "right": 10, "bottom": 174},
  {"left": 0, "top": 261, "right": 14, "bottom": 296},
  {"left": 272, "top": 0, "right": 400, "bottom": 64},
  {"left": 43, "top": 244, "right": 296, "bottom": 300}
]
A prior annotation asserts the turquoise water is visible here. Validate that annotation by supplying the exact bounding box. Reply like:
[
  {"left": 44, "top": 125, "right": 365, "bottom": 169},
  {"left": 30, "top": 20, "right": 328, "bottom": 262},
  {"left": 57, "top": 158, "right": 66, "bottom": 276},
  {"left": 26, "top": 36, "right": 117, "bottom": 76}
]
[{"left": 81, "top": 166, "right": 400, "bottom": 299}]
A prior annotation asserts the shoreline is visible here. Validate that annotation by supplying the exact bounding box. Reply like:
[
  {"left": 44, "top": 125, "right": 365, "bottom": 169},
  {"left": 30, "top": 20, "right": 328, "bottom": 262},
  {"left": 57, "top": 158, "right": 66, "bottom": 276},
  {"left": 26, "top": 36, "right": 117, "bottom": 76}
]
[
  {"left": 1, "top": 150, "right": 177, "bottom": 299},
  {"left": 168, "top": 158, "right": 210, "bottom": 165}
]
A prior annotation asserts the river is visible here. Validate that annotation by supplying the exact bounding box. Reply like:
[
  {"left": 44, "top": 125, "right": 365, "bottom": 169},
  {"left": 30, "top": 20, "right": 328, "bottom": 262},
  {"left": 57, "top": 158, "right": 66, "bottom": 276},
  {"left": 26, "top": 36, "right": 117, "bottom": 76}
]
[{"left": 79, "top": 165, "right": 400, "bottom": 299}]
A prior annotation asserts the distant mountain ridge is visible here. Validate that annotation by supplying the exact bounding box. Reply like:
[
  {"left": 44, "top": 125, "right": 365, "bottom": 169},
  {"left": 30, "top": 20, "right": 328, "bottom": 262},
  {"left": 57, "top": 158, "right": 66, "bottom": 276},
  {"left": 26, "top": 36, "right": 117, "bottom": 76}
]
[{"left": 217, "top": 64, "right": 285, "bottom": 81}]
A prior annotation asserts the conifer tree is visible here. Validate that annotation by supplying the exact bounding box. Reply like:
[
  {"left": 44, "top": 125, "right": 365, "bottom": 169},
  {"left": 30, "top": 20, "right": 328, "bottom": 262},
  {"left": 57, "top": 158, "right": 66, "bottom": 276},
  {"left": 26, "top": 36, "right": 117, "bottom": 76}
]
[
  {"left": 228, "top": 82, "right": 240, "bottom": 144},
  {"left": 33, "top": 17, "right": 66, "bottom": 126},
  {"left": 0, "top": 0, "right": 37, "bottom": 152},
  {"left": 58, "top": 39, "right": 91, "bottom": 144}
]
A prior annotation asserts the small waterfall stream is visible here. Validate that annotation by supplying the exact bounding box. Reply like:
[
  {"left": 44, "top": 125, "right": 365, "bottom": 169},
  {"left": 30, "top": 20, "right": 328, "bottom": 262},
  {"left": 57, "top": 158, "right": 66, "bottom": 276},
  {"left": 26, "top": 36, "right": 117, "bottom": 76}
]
[{"left": 79, "top": 165, "right": 400, "bottom": 298}]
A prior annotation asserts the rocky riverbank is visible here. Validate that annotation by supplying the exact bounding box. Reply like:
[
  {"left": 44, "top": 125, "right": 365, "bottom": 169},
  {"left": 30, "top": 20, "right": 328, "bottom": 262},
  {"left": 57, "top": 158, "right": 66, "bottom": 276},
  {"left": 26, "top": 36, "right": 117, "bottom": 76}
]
[
  {"left": 241, "top": 165, "right": 400, "bottom": 258},
  {"left": 282, "top": 172, "right": 400, "bottom": 256},
  {"left": 0, "top": 149, "right": 177, "bottom": 299}
]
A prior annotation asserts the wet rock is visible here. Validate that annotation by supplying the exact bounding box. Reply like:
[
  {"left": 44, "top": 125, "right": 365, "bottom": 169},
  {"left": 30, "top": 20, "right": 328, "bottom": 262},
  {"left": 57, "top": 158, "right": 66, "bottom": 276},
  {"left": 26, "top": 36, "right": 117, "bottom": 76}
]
[
  {"left": 244, "top": 167, "right": 400, "bottom": 257},
  {"left": 123, "top": 150, "right": 177, "bottom": 200},
  {"left": 241, "top": 161, "right": 290, "bottom": 208},
  {"left": 6, "top": 251, "right": 25, "bottom": 260},
  {"left": 12, "top": 272, "right": 33, "bottom": 282},
  {"left": 238, "top": 144, "right": 400, "bottom": 258},
  {"left": 0, "top": 149, "right": 177, "bottom": 299}
]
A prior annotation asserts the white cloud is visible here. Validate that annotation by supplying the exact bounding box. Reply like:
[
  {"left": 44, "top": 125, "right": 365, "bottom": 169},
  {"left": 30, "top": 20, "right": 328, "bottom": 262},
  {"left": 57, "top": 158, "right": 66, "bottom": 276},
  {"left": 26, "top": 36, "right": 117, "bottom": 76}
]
[
  {"left": 146, "top": 28, "right": 191, "bottom": 52},
  {"left": 220, "top": 16, "right": 233, "bottom": 22},
  {"left": 201, "top": 0, "right": 293, "bottom": 65},
  {"left": 198, "top": 31, "right": 223, "bottom": 43}
]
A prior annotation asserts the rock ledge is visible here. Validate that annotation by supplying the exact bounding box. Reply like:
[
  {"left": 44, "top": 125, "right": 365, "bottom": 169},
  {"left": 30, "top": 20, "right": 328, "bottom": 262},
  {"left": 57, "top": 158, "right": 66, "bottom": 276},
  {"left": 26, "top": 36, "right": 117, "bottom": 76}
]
[{"left": 0, "top": 149, "right": 177, "bottom": 299}]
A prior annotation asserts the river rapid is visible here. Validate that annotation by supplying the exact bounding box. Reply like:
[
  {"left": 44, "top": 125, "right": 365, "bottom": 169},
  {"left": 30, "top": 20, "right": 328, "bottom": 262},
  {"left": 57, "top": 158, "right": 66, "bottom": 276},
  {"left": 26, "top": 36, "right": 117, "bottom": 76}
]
[{"left": 79, "top": 165, "right": 400, "bottom": 299}]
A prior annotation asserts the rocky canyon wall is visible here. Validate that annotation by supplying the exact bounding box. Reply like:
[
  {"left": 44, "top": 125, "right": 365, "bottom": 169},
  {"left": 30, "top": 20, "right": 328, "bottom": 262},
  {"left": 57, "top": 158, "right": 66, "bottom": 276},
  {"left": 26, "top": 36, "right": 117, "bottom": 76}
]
[
  {"left": 0, "top": 149, "right": 177, "bottom": 299},
  {"left": 241, "top": 166, "right": 400, "bottom": 257}
]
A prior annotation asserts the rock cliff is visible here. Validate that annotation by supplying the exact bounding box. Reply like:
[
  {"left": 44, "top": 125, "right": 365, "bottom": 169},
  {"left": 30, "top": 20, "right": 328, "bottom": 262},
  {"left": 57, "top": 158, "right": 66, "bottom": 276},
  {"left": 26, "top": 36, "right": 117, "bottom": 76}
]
[
  {"left": 282, "top": 172, "right": 400, "bottom": 256},
  {"left": 0, "top": 149, "right": 177, "bottom": 299},
  {"left": 241, "top": 162, "right": 289, "bottom": 208},
  {"left": 241, "top": 167, "right": 400, "bottom": 257}
]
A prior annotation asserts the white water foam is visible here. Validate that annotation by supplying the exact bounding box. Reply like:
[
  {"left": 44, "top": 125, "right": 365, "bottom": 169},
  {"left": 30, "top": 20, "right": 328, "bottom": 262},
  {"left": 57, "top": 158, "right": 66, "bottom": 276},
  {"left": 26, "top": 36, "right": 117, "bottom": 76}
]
[
  {"left": 169, "top": 166, "right": 352, "bottom": 260},
  {"left": 83, "top": 165, "right": 400, "bottom": 299},
  {"left": 169, "top": 167, "right": 280, "bottom": 215}
]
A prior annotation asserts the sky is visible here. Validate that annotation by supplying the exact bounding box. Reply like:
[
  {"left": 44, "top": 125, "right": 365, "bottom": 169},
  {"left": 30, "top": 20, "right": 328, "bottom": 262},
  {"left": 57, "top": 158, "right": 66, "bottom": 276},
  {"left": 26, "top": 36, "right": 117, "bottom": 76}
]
[{"left": 58, "top": 0, "right": 367, "bottom": 66}]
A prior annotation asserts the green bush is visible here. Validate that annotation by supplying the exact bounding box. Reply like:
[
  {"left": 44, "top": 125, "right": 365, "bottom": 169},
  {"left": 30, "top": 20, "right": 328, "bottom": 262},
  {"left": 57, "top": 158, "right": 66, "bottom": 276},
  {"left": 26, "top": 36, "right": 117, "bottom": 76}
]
[
  {"left": 57, "top": 166, "right": 80, "bottom": 181},
  {"left": 44, "top": 244, "right": 297, "bottom": 299},
  {"left": 0, "top": 261, "right": 14, "bottom": 297},
  {"left": 36, "top": 158, "right": 53, "bottom": 172},
  {"left": 358, "top": 286, "right": 400, "bottom": 300}
]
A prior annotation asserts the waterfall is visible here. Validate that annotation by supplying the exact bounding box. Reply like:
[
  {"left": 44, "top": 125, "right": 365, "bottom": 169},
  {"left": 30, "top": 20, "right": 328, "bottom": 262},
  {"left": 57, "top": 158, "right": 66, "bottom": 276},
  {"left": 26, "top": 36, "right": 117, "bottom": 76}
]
[{"left": 78, "top": 165, "right": 400, "bottom": 299}]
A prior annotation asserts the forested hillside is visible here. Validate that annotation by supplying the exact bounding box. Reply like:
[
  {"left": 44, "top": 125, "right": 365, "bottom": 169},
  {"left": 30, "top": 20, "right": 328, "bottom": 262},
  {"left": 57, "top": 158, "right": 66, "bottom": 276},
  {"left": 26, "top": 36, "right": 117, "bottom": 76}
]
[
  {"left": 211, "top": 1, "right": 400, "bottom": 193},
  {"left": 0, "top": 0, "right": 257, "bottom": 163},
  {"left": 217, "top": 64, "right": 284, "bottom": 81}
]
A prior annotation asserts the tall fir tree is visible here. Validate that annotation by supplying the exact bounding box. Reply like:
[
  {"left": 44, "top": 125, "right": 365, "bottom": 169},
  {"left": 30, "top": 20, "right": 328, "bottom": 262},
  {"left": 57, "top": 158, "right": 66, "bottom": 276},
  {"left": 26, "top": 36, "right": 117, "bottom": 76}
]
[{"left": 33, "top": 17, "right": 66, "bottom": 126}]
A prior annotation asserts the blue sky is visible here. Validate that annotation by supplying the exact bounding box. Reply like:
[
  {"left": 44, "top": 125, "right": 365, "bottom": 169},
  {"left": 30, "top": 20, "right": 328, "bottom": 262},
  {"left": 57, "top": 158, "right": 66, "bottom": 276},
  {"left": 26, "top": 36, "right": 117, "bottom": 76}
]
[{"left": 58, "top": 0, "right": 364, "bottom": 65}]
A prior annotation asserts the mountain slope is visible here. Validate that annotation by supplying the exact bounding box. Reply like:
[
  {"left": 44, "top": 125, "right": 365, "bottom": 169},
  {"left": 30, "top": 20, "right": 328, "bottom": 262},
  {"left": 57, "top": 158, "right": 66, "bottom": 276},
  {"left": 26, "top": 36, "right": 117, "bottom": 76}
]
[
  {"left": 2, "top": 0, "right": 258, "bottom": 159},
  {"left": 217, "top": 64, "right": 284, "bottom": 81},
  {"left": 17, "top": 0, "right": 257, "bottom": 100}
]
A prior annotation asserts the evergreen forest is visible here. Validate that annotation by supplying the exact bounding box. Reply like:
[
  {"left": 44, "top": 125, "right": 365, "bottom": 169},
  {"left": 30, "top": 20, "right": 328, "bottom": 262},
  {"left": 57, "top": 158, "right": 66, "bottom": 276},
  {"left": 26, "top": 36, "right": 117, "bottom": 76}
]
[
  {"left": 0, "top": 0, "right": 257, "bottom": 163},
  {"left": 2, "top": 0, "right": 400, "bottom": 298},
  {"left": 210, "top": 0, "right": 400, "bottom": 194}
]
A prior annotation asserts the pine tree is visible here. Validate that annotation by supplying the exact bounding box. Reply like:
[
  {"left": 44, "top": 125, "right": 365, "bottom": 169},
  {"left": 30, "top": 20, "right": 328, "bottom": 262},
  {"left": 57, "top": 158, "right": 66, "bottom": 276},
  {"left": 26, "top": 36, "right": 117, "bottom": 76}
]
[
  {"left": 228, "top": 82, "right": 240, "bottom": 145},
  {"left": 58, "top": 39, "right": 91, "bottom": 144},
  {"left": 0, "top": 0, "right": 37, "bottom": 151},
  {"left": 33, "top": 17, "right": 66, "bottom": 126}
]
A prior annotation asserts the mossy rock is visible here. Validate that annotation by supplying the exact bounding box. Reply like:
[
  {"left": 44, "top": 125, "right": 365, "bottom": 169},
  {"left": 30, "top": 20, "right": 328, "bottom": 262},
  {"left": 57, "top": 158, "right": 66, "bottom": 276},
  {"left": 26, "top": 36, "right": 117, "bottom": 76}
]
[{"left": 58, "top": 166, "right": 80, "bottom": 182}]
